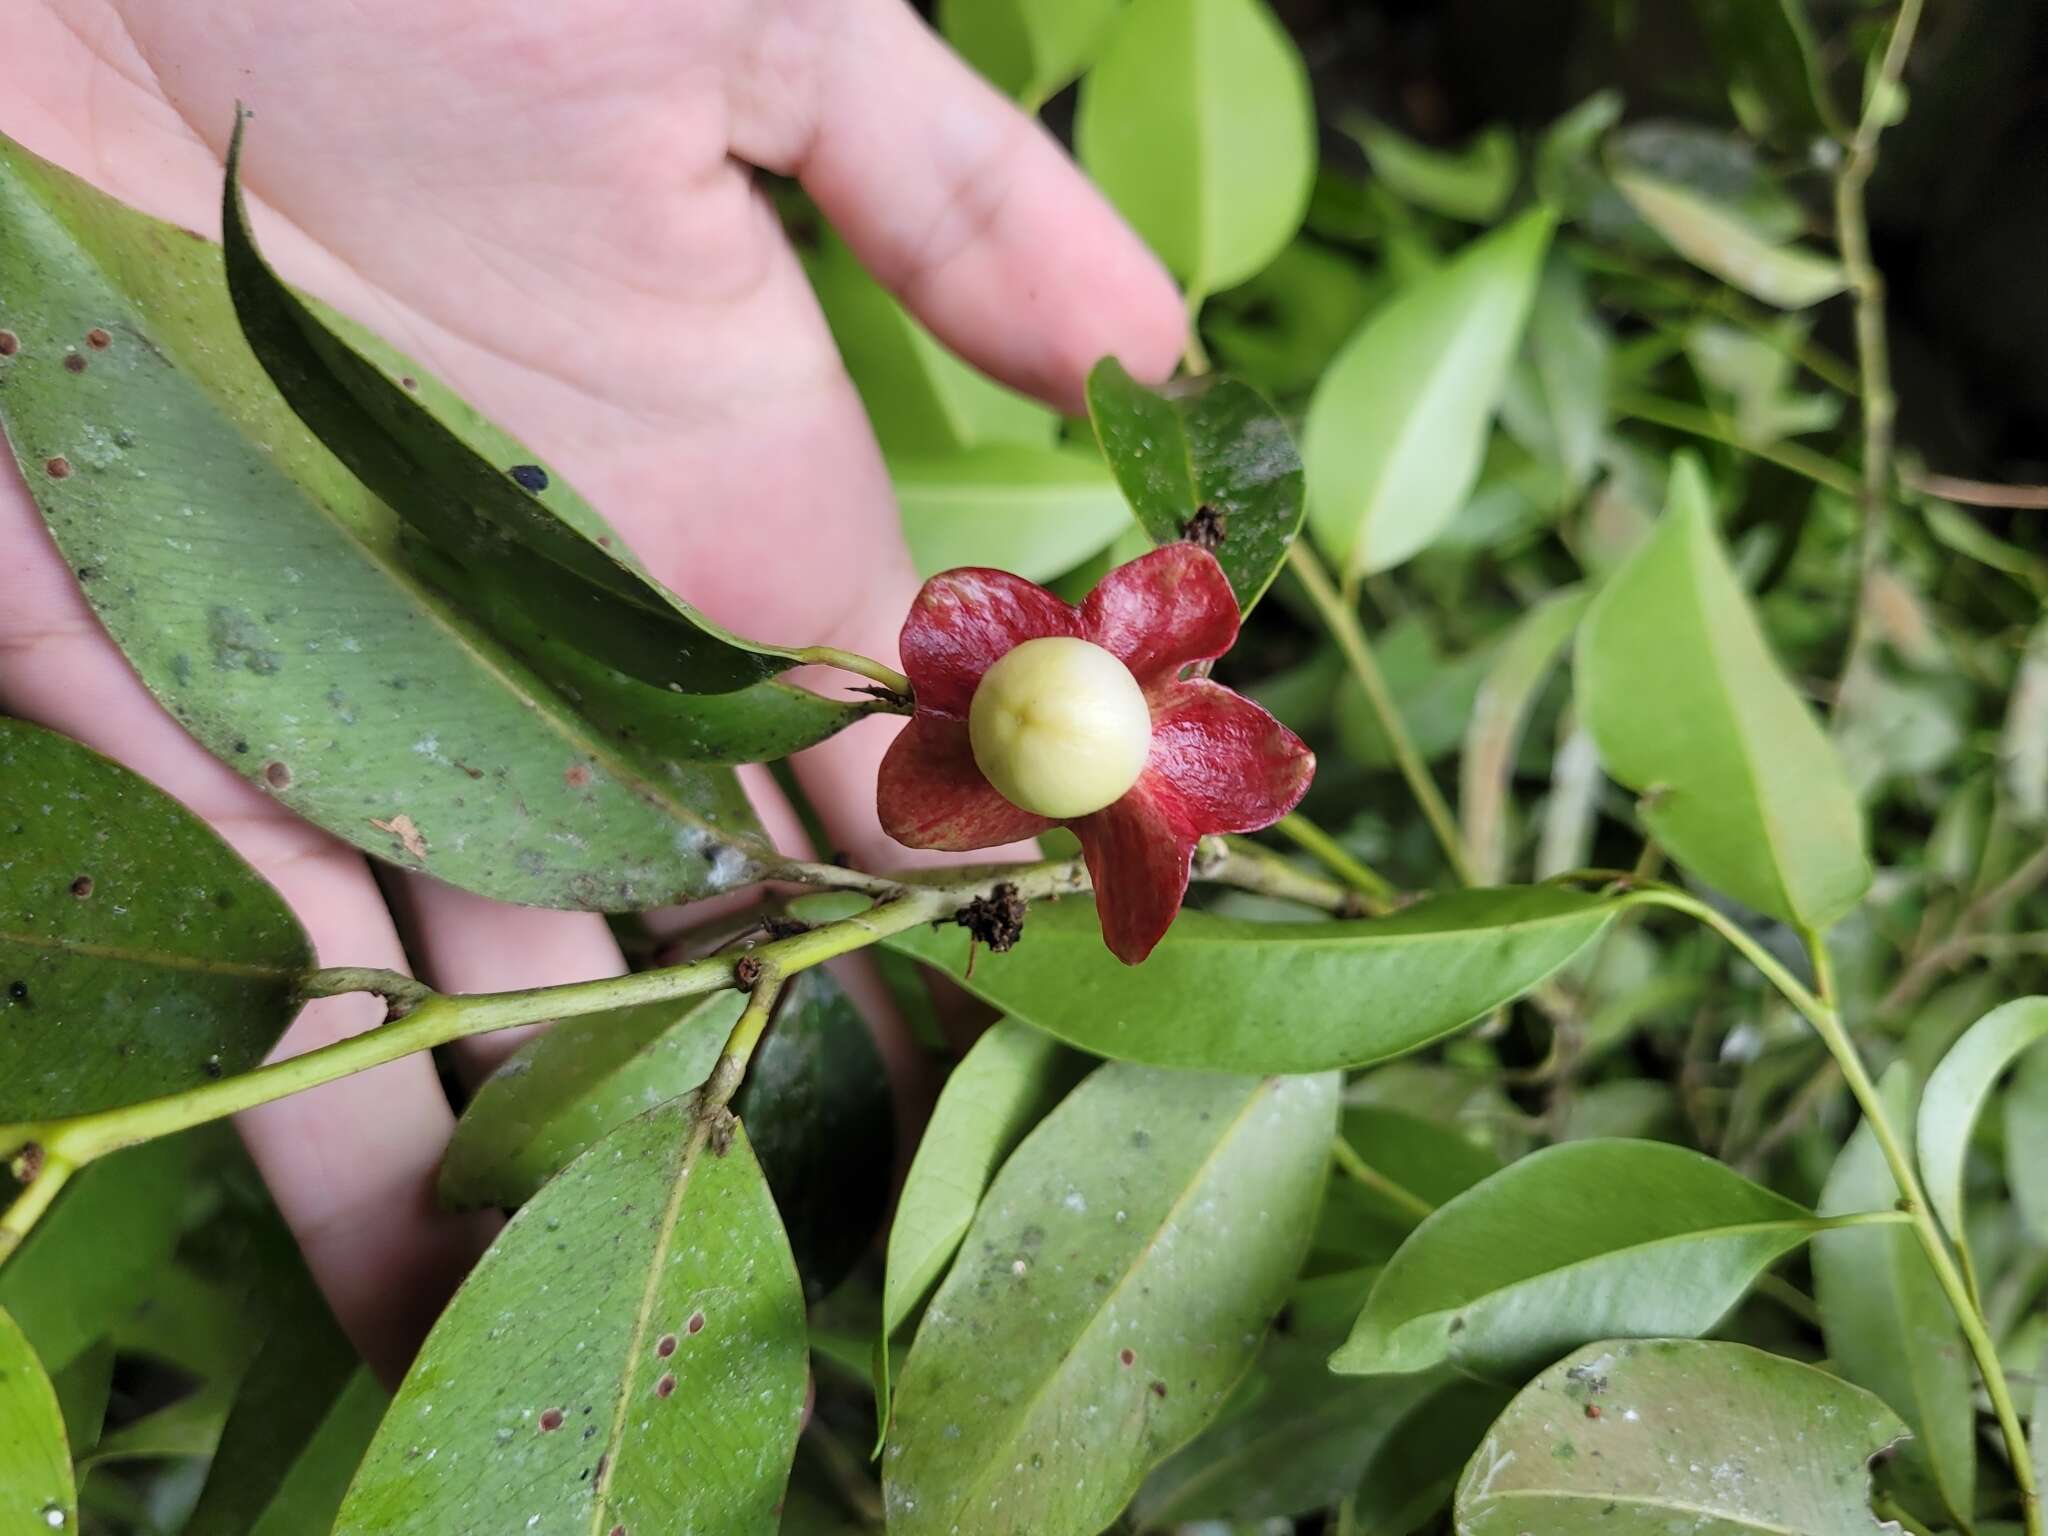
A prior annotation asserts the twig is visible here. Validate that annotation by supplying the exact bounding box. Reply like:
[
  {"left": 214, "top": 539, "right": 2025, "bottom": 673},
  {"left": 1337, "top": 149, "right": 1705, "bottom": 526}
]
[
  {"left": 1878, "top": 841, "right": 2048, "bottom": 1021},
  {"left": 1273, "top": 813, "right": 1399, "bottom": 904},
  {"left": 1612, "top": 394, "right": 1861, "bottom": 498},
  {"left": 1906, "top": 470, "right": 2048, "bottom": 511}
]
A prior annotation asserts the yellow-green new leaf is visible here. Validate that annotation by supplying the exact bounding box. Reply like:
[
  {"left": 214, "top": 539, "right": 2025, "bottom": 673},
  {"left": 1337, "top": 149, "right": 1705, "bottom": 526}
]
[
  {"left": 1304, "top": 210, "right": 1555, "bottom": 578},
  {"left": 1614, "top": 168, "right": 1847, "bottom": 310},
  {"left": 1577, "top": 454, "right": 1870, "bottom": 930},
  {"left": 1076, "top": 0, "right": 1314, "bottom": 302},
  {"left": 0, "top": 1305, "right": 73, "bottom": 1536},
  {"left": 940, "top": 0, "right": 1122, "bottom": 109},
  {"left": 1350, "top": 119, "right": 1518, "bottom": 224}
]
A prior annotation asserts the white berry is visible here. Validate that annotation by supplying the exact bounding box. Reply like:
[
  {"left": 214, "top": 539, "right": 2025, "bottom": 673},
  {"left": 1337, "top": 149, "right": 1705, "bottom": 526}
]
[{"left": 969, "top": 637, "right": 1152, "bottom": 819}]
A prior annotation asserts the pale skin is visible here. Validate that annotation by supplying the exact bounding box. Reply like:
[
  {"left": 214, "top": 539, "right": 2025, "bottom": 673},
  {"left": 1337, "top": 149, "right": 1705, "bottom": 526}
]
[{"left": 0, "top": 0, "right": 1184, "bottom": 1380}]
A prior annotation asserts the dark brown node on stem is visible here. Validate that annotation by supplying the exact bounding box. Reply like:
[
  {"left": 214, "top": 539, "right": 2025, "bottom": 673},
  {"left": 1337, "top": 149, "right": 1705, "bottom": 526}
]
[
  {"left": 13, "top": 1141, "right": 44, "bottom": 1183},
  {"left": 956, "top": 883, "right": 1027, "bottom": 953},
  {"left": 263, "top": 760, "right": 292, "bottom": 789},
  {"left": 44, "top": 456, "right": 71, "bottom": 479},
  {"left": 538, "top": 1408, "right": 565, "bottom": 1432},
  {"left": 1182, "top": 504, "right": 1227, "bottom": 549},
  {"left": 760, "top": 915, "right": 810, "bottom": 941},
  {"left": 654, "top": 1373, "right": 677, "bottom": 1399},
  {"left": 62, "top": 351, "right": 87, "bottom": 374},
  {"left": 733, "top": 955, "right": 763, "bottom": 990},
  {"left": 69, "top": 875, "right": 94, "bottom": 899},
  {"left": 86, "top": 328, "right": 112, "bottom": 349},
  {"left": 0, "top": 331, "right": 19, "bottom": 356}
]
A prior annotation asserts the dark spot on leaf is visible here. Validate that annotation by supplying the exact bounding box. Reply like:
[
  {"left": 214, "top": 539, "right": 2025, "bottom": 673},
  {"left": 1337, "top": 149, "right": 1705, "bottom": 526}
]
[
  {"left": 1119, "top": 1348, "right": 1135, "bottom": 1367},
  {"left": 509, "top": 464, "right": 549, "bottom": 492},
  {"left": 0, "top": 331, "right": 17, "bottom": 356},
  {"left": 539, "top": 1408, "right": 564, "bottom": 1432},
  {"left": 233, "top": 740, "right": 249, "bottom": 754},
  {"left": 657, "top": 1333, "right": 677, "bottom": 1357},
  {"left": 1149, "top": 1381, "right": 1167, "bottom": 1398},
  {"left": 1131, "top": 1129, "right": 1150, "bottom": 1150},
  {"left": 734, "top": 955, "right": 763, "bottom": 989},
  {"left": 610, "top": 1526, "right": 626, "bottom": 1536},
  {"left": 400, "top": 375, "right": 418, "bottom": 390},
  {"left": 1182, "top": 505, "right": 1227, "bottom": 549},
  {"left": 686, "top": 1311, "right": 705, "bottom": 1335},
  {"left": 208, "top": 606, "right": 282, "bottom": 675},
  {"left": 1448, "top": 1316, "right": 1466, "bottom": 1334},
  {"left": 598, "top": 536, "right": 613, "bottom": 548},
  {"left": 86, "top": 328, "right": 112, "bottom": 350},
  {"left": 565, "top": 764, "right": 592, "bottom": 788},
  {"left": 214, "top": 889, "right": 236, "bottom": 910},
  {"left": 264, "top": 761, "right": 292, "bottom": 789},
  {"left": 75, "top": 565, "right": 97, "bottom": 581},
  {"left": 202, "top": 1055, "right": 223, "bottom": 1079},
  {"left": 70, "top": 875, "right": 93, "bottom": 898},
  {"left": 63, "top": 351, "right": 87, "bottom": 374},
  {"left": 1585, "top": 1403, "right": 1602, "bottom": 1419},
  {"left": 957, "top": 883, "right": 1026, "bottom": 952},
  {"left": 655, "top": 1373, "right": 676, "bottom": 1398},
  {"left": 45, "top": 457, "right": 71, "bottom": 479},
  {"left": 7, "top": 981, "right": 29, "bottom": 1005}
]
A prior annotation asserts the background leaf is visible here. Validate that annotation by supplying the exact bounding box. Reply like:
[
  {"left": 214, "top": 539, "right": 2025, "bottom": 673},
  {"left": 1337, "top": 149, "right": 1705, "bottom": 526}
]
[
  {"left": 1815, "top": 1063, "right": 1977, "bottom": 1527},
  {"left": 1350, "top": 119, "right": 1518, "bottom": 223},
  {"left": 1303, "top": 210, "right": 1554, "bottom": 578},
  {"left": 1076, "top": 0, "right": 1315, "bottom": 301},
  {"left": 1577, "top": 454, "right": 1870, "bottom": 930},
  {"left": 1613, "top": 168, "right": 1847, "bottom": 309},
  {"left": 0, "top": 1302, "right": 74, "bottom": 1536},
  {"left": 1454, "top": 1339, "right": 1906, "bottom": 1535},
  {"left": 0, "top": 134, "right": 775, "bottom": 911},
  {"left": 2010, "top": 1042, "right": 2048, "bottom": 1246},
  {"left": 883, "top": 1066, "right": 1337, "bottom": 1536},
  {"left": 892, "top": 444, "right": 1132, "bottom": 581},
  {"left": 939, "top": 0, "right": 1122, "bottom": 110},
  {"left": 1918, "top": 997, "right": 2048, "bottom": 1249},
  {"left": 883, "top": 888, "right": 1616, "bottom": 1074},
  {"left": 1331, "top": 1139, "right": 1826, "bottom": 1379},
  {"left": 1086, "top": 358, "right": 1306, "bottom": 612},
  {"left": 0, "top": 718, "right": 309, "bottom": 1119},
  {"left": 338, "top": 1101, "right": 808, "bottom": 1535}
]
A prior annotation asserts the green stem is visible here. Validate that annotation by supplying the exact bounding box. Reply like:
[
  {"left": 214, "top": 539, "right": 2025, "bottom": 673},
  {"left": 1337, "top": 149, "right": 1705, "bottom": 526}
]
[
  {"left": 1183, "top": 289, "right": 1211, "bottom": 376},
  {"left": 0, "top": 1154, "right": 72, "bottom": 1265},
  {"left": 1624, "top": 884, "right": 2042, "bottom": 1534},
  {"left": 1612, "top": 393, "right": 1861, "bottom": 499},
  {"left": 1288, "top": 543, "right": 1476, "bottom": 884},
  {"left": 1204, "top": 836, "right": 1377, "bottom": 917},
  {"left": 1329, "top": 1136, "right": 1434, "bottom": 1225},
  {"left": 792, "top": 646, "right": 913, "bottom": 701},
  {"left": 1274, "top": 813, "right": 1399, "bottom": 904}
]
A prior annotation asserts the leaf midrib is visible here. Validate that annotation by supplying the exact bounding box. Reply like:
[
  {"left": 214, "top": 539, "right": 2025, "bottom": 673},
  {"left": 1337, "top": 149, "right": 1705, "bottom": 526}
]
[
  {"left": 1468, "top": 1482, "right": 1816, "bottom": 1536},
  {"left": 0, "top": 927, "right": 300, "bottom": 981}
]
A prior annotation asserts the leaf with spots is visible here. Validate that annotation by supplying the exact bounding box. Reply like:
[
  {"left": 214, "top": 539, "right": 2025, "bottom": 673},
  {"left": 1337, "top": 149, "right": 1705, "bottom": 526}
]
[
  {"left": 1085, "top": 359, "right": 1307, "bottom": 615},
  {"left": 337, "top": 1099, "right": 807, "bottom": 1536},
  {"left": 882, "top": 1064, "right": 1337, "bottom": 1536},
  {"left": 0, "top": 1302, "right": 74, "bottom": 1536},
  {"left": 0, "top": 718, "right": 309, "bottom": 1119},
  {"left": 1454, "top": 1339, "right": 1907, "bottom": 1536},
  {"left": 0, "top": 132, "right": 780, "bottom": 909}
]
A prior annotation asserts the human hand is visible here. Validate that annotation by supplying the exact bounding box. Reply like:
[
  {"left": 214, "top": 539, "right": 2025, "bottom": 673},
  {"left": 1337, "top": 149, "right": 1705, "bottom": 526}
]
[{"left": 0, "top": 0, "right": 1182, "bottom": 1378}]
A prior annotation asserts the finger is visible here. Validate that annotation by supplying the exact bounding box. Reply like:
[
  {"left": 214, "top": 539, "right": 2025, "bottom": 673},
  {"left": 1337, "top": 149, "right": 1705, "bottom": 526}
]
[
  {"left": 737, "top": 0, "right": 1187, "bottom": 413},
  {"left": 0, "top": 475, "right": 493, "bottom": 1383}
]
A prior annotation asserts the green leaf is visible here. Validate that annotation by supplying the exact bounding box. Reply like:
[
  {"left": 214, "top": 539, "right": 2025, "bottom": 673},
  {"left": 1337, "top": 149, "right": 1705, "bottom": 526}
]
[
  {"left": 185, "top": 1253, "right": 385, "bottom": 1536},
  {"left": 1612, "top": 168, "right": 1847, "bottom": 310},
  {"left": 1076, "top": 0, "right": 1315, "bottom": 301},
  {"left": 1330, "top": 1139, "right": 1827, "bottom": 1380},
  {"left": 1318, "top": 1105, "right": 1502, "bottom": 1265},
  {"left": 221, "top": 117, "right": 787, "bottom": 694},
  {"left": 1303, "top": 210, "right": 1555, "bottom": 578},
  {"left": 1349, "top": 119, "right": 1518, "bottom": 224},
  {"left": 1576, "top": 454, "right": 1870, "bottom": 930},
  {"left": 1689, "top": 0, "right": 1835, "bottom": 142},
  {"left": 0, "top": 718, "right": 309, "bottom": 1119},
  {"left": 1459, "top": 588, "right": 1592, "bottom": 884},
  {"left": 338, "top": 1101, "right": 808, "bottom": 1535},
  {"left": 2010, "top": 1041, "right": 2048, "bottom": 1245},
  {"left": 2002, "top": 617, "right": 2048, "bottom": 826},
  {"left": 84, "top": 1379, "right": 236, "bottom": 1466},
  {"left": 1919, "top": 997, "right": 2048, "bottom": 1250},
  {"left": 892, "top": 444, "right": 1132, "bottom": 581},
  {"left": 882, "top": 1066, "right": 1337, "bottom": 1536},
  {"left": 1334, "top": 619, "right": 1496, "bottom": 771},
  {"left": 883, "top": 887, "right": 1617, "bottom": 1074},
  {"left": 883, "top": 1020, "right": 1083, "bottom": 1340},
  {"left": 1499, "top": 258, "right": 1611, "bottom": 498},
  {"left": 0, "top": 132, "right": 774, "bottom": 910},
  {"left": 1815, "top": 1063, "right": 1976, "bottom": 1527},
  {"left": 939, "top": 0, "right": 1122, "bottom": 109},
  {"left": 1131, "top": 1339, "right": 1456, "bottom": 1527},
  {"left": 440, "top": 972, "right": 888, "bottom": 1300},
  {"left": 0, "top": 1141, "right": 190, "bottom": 1374},
  {"left": 1454, "top": 1338, "right": 1907, "bottom": 1536},
  {"left": 0, "top": 1303, "right": 73, "bottom": 1536},
  {"left": 1350, "top": 1376, "right": 1510, "bottom": 1534},
  {"left": 1085, "top": 358, "right": 1306, "bottom": 613},
  {"left": 807, "top": 231, "right": 1055, "bottom": 457}
]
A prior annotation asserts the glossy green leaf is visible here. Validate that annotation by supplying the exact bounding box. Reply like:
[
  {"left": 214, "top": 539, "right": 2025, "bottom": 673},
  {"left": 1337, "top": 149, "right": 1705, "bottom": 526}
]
[
  {"left": 1131, "top": 1339, "right": 1448, "bottom": 1527},
  {"left": 807, "top": 231, "right": 1055, "bottom": 457},
  {"left": 1919, "top": 997, "right": 2048, "bottom": 1249},
  {"left": 0, "top": 133, "right": 773, "bottom": 910},
  {"left": 1085, "top": 358, "right": 1306, "bottom": 612},
  {"left": 1613, "top": 168, "right": 1846, "bottom": 310},
  {"left": 883, "top": 1020, "right": 1083, "bottom": 1340},
  {"left": 0, "top": 718, "right": 309, "bottom": 1119},
  {"left": 1076, "top": 0, "right": 1315, "bottom": 301},
  {"left": 222, "top": 117, "right": 789, "bottom": 693},
  {"left": 0, "top": 1303, "right": 73, "bottom": 1536},
  {"left": 1351, "top": 1375, "right": 1509, "bottom": 1534},
  {"left": 1815, "top": 1063, "right": 1976, "bottom": 1527},
  {"left": 84, "top": 1380, "right": 234, "bottom": 1466},
  {"left": 1318, "top": 1105, "right": 1502, "bottom": 1266},
  {"left": 1350, "top": 119, "right": 1518, "bottom": 223},
  {"left": 1577, "top": 454, "right": 1870, "bottom": 930},
  {"left": 1455, "top": 1339, "right": 1906, "bottom": 1536},
  {"left": 1331, "top": 1139, "right": 1828, "bottom": 1380},
  {"left": 1458, "top": 588, "right": 1591, "bottom": 885},
  {"left": 940, "top": 0, "right": 1121, "bottom": 109},
  {"left": 0, "top": 1141, "right": 190, "bottom": 1374},
  {"left": 1499, "top": 258, "right": 1611, "bottom": 498},
  {"left": 338, "top": 1101, "right": 808, "bottom": 1535},
  {"left": 441, "top": 971, "right": 887, "bottom": 1299},
  {"left": 249, "top": 1372, "right": 385, "bottom": 1536},
  {"left": 892, "top": 444, "right": 1132, "bottom": 580},
  {"left": 1303, "top": 210, "right": 1554, "bottom": 578},
  {"left": 2010, "top": 1041, "right": 2048, "bottom": 1245},
  {"left": 883, "top": 1066, "right": 1337, "bottom": 1536},
  {"left": 884, "top": 887, "right": 1617, "bottom": 1074}
]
